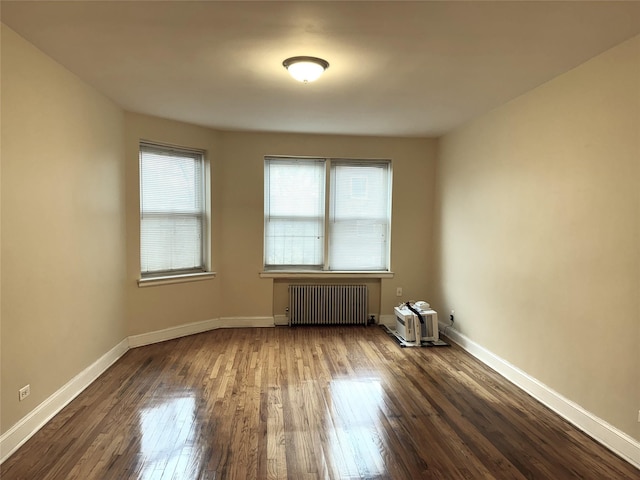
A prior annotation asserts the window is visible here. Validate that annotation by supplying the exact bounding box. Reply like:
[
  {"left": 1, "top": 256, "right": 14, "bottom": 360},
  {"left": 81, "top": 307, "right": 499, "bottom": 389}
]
[
  {"left": 329, "top": 161, "right": 391, "bottom": 270},
  {"left": 264, "top": 158, "right": 325, "bottom": 268},
  {"left": 264, "top": 157, "right": 391, "bottom": 271},
  {"left": 139, "top": 142, "right": 208, "bottom": 277}
]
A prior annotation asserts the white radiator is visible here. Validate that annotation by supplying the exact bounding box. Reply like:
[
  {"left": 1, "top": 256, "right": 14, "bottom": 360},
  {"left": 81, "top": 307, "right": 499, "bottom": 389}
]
[{"left": 288, "top": 284, "right": 368, "bottom": 326}]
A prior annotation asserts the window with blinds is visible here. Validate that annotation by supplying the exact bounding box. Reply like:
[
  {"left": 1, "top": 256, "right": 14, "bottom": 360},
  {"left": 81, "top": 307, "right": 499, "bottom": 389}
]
[
  {"left": 264, "top": 158, "right": 325, "bottom": 268},
  {"left": 264, "top": 157, "right": 391, "bottom": 271},
  {"left": 329, "top": 161, "right": 391, "bottom": 270},
  {"left": 139, "top": 142, "right": 207, "bottom": 277}
]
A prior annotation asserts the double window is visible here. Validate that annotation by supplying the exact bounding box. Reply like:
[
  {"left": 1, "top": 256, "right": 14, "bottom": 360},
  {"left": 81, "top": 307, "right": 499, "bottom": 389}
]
[
  {"left": 139, "top": 142, "right": 208, "bottom": 278},
  {"left": 264, "top": 157, "right": 392, "bottom": 271}
]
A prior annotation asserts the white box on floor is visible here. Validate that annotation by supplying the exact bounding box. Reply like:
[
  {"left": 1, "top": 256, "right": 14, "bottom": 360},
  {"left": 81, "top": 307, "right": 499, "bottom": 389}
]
[{"left": 394, "top": 306, "right": 439, "bottom": 342}]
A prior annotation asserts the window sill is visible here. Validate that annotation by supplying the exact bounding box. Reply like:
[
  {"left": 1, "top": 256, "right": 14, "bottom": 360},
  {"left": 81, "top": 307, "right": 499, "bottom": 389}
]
[
  {"left": 259, "top": 271, "right": 394, "bottom": 279},
  {"left": 138, "top": 272, "right": 217, "bottom": 288}
]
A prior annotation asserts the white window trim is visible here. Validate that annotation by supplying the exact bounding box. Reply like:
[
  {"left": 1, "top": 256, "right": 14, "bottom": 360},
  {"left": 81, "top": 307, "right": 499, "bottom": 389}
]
[
  {"left": 138, "top": 271, "right": 217, "bottom": 288},
  {"left": 263, "top": 156, "right": 392, "bottom": 273},
  {"left": 258, "top": 270, "right": 394, "bottom": 279},
  {"left": 138, "top": 140, "right": 212, "bottom": 284}
]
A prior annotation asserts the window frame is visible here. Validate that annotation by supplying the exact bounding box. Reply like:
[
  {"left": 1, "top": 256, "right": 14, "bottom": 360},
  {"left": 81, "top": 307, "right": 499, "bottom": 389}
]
[
  {"left": 264, "top": 157, "right": 326, "bottom": 270},
  {"left": 263, "top": 156, "right": 392, "bottom": 273},
  {"left": 138, "top": 141, "right": 212, "bottom": 283}
]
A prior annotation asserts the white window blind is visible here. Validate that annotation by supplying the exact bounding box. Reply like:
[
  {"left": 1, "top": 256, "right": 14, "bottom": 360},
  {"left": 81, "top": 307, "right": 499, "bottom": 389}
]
[
  {"left": 330, "top": 161, "right": 391, "bottom": 270},
  {"left": 264, "top": 158, "right": 325, "bottom": 268},
  {"left": 264, "top": 157, "right": 391, "bottom": 271},
  {"left": 140, "top": 143, "right": 206, "bottom": 276}
]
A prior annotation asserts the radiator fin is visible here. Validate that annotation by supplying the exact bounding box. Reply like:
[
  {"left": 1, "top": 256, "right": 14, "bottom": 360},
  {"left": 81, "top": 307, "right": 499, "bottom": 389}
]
[{"left": 289, "top": 285, "right": 368, "bottom": 326}]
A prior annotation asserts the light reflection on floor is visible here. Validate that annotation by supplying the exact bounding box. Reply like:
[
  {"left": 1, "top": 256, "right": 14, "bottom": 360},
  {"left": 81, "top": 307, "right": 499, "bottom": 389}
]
[
  {"left": 327, "top": 378, "right": 386, "bottom": 478},
  {"left": 137, "top": 395, "right": 199, "bottom": 480},
  {"left": 132, "top": 381, "right": 388, "bottom": 479}
]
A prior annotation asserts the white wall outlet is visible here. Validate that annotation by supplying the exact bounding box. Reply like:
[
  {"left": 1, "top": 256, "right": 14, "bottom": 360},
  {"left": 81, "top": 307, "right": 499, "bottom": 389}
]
[
  {"left": 396, "top": 287, "right": 402, "bottom": 297},
  {"left": 637, "top": 409, "right": 640, "bottom": 423},
  {"left": 19, "top": 384, "right": 30, "bottom": 401}
]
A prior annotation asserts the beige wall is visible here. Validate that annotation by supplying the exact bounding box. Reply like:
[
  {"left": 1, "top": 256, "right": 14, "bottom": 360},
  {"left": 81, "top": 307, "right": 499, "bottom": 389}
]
[
  {"left": 432, "top": 35, "right": 640, "bottom": 439},
  {"left": 124, "top": 123, "right": 436, "bottom": 333},
  {"left": 218, "top": 132, "right": 436, "bottom": 321},
  {"left": 124, "top": 113, "right": 222, "bottom": 335},
  {"left": 8, "top": 13, "right": 637, "bottom": 457},
  {"left": 126, "top": 123, "right": 435, "bottom": 335},
  {"left": 0, "top": 26, "right": 436, "bottom": 442},
  {"left": 1, "top": 25, "right": 127, "bottom": 434}
]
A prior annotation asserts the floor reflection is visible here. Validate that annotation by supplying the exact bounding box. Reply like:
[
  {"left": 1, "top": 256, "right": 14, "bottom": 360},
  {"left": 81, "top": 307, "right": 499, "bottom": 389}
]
[
  {"left": 328, "top": 378, "right": 386, "bottom": 478},
  {"left": 137, "top": 395, "right": 199, "bottom": 480}
]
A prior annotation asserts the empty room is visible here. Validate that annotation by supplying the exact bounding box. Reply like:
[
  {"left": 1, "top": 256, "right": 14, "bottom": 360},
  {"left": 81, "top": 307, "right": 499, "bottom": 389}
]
[{"left": 1, "top": 1, "right": 639, "bottom": 479}]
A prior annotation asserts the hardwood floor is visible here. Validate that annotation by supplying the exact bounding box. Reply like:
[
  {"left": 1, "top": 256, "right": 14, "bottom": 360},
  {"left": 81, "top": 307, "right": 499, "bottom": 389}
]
[{"left": 1, "top": 326, "right": 637, "bottom": 479}]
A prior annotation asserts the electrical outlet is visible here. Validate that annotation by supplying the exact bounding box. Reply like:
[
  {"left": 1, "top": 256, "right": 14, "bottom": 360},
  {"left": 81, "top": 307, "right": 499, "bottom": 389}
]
[
  {"left": 637, "top": 410, "right": 640, "bottom": 423},
  {"left": 396, "top": 287, "right": 402, "bottom": 297},
  {"left": 19, "top": 384, "right": 30, "bottom": 401}
]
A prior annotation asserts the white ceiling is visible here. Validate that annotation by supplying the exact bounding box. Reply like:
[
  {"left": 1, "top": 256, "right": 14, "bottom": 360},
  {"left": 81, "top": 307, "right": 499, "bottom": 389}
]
[{"left": 2, "top": 1, "right": 640, "bottom": 137}]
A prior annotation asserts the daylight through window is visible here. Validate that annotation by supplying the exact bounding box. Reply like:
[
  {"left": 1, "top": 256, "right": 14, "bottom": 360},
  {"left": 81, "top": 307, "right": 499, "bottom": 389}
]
[
  {"left": 264, "top": 157, "right": 391, "bottom": 271},
  {"left": 139, "top": 142, "right": 208, "bottom": 277}
]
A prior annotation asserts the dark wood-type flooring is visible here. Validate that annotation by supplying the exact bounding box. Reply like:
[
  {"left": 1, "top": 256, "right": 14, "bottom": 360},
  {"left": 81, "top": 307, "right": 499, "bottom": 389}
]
[{"left": 2, "top": 326, "right": 638, "bottom": 479}]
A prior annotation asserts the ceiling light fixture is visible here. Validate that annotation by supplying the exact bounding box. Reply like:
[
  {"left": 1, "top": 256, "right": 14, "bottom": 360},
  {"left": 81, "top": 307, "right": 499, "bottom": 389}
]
[{"left": 283, "top": 56, "right": 329, "bottom": 83}]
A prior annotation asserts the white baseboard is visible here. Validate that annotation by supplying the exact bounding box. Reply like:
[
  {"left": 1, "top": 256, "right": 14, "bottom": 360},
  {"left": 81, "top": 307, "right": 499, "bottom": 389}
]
[
  {"left": 128, "top": 316, "right": 274, "bottom": 348},
  {"left": 128, "top": 317, "right": 222, "bottom": 348},
  {"left": 2, "top": 316, "right": 276, "bottom": 464},
  {"left": 441, "top": 325, "right": 640, "bottom": 469},
  {"left": 379, "top": 314, "right": 396, "bottom": 327},
  {"left": 218, "top": 316, "right": 274, "bottom": 328},
  {"left": 0, "top": 339, "right": 129, "bottom": 464},
  {"left": 274, "top": 314, "right": 288, "bottom": 326},
  {"left": 10, "top": 318, "right": 635, "bottom": 469}
]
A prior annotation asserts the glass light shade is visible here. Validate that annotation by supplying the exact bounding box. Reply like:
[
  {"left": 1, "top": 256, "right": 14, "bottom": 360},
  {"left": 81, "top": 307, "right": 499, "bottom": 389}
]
[{"left": 283, "top": 56, "right": 329, "bottom": 83}]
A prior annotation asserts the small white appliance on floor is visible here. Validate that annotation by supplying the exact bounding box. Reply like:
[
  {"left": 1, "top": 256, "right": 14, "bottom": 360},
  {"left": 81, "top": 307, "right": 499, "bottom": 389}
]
[{"left": 394, "top": 302, "right": 439, "bottom": 346}]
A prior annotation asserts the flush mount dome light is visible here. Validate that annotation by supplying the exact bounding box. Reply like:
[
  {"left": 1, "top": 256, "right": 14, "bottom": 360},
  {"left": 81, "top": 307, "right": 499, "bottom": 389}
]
[{"left": 283, "top": 56, "right": 329, "bottom": 83}]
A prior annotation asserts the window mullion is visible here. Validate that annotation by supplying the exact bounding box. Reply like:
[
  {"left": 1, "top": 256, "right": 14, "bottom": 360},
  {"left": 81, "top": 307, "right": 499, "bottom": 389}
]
[{"left": 323, "top": 158, "right": 331, "bottom": 270}]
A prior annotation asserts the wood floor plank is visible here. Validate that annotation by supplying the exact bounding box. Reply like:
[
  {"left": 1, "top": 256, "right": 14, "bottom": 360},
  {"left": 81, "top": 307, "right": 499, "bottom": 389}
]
[{"left": 1, "top": 326, "right": 638, "bottom": 480}]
